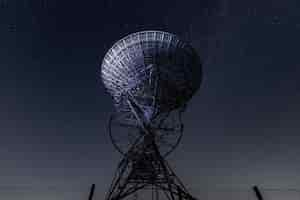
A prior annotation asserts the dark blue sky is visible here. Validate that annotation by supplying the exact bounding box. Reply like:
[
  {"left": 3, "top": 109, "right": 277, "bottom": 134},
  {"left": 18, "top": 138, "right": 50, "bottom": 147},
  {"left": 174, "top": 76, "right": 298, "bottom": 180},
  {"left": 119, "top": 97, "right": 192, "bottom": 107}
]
[{"left": 0, "top": 0, "right": 300, "bottom": 199}]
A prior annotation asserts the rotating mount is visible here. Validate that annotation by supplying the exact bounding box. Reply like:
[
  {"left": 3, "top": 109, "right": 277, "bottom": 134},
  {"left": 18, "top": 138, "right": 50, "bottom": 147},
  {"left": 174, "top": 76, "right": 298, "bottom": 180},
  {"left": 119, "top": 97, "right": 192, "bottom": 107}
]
[
  {"left": 108, "top": 103, "right": 185, "bottom": 158},
  {"left": 109, "top": 64, "right": 185, "bottom": 158}
]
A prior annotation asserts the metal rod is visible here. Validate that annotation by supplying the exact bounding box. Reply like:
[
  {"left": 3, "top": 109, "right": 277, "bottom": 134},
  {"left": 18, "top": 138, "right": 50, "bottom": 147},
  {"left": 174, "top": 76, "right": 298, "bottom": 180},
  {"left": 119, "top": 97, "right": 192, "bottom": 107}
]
[
  {"left": 88, "top": 184, "right": 95, "bottom": 200},
  {"left": 253, "top": 185, "right": 264, "bottom": 200}
]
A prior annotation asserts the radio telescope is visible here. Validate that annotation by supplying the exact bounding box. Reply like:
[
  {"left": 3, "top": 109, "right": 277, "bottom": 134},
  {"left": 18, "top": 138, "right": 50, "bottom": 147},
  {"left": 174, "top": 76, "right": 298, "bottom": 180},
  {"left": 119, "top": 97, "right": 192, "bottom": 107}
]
[{"left": 101, "top": 30, "right": 202, "bottom": 200}]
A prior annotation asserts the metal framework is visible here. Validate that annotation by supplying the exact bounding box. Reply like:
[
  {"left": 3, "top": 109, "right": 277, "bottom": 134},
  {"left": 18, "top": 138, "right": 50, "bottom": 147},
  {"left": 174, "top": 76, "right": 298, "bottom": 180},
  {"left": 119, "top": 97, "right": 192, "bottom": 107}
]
[
  {"left": 101, "top": 31, "right": 202, "bottom": 200},
  {"left": 105, "top": 97, "right": 197, "bottom": 200},
  {"left": 101, "top": 31, "right": 202, "bottom": 119}
]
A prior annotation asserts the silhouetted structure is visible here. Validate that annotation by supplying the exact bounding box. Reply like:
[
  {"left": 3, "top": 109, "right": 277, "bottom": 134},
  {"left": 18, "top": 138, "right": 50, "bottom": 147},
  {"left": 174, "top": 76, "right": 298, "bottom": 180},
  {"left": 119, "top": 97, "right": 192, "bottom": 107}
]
[
  {"left": 88, "top": 184, "right": 95, "bottom": 200},
  {"left": 101, "top": 31, "right": 202, "bottom": 200},
  {"left": 253, "top": 186, "right": 264, "bottom": 200}
]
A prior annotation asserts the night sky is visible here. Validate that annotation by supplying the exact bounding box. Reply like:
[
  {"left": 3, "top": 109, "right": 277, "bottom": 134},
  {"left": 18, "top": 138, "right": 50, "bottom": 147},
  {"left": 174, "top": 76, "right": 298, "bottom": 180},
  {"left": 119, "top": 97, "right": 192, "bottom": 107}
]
[{"left": 1, "top": 0, "right": 300, "bottom": 199}]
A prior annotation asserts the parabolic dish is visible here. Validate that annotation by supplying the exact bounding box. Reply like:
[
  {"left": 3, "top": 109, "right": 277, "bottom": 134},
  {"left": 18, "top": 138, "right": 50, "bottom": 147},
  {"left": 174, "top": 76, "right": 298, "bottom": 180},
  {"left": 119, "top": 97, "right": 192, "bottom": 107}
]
[{"left": 101, "top": 30, "right": 202, "bottom": 120}]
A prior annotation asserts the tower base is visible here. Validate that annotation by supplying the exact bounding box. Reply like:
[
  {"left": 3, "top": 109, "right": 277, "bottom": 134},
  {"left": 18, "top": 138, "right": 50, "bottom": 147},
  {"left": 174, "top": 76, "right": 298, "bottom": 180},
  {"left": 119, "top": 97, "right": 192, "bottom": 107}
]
[{"left": 105, "top": 139, "right": 198, "bottom": 200}]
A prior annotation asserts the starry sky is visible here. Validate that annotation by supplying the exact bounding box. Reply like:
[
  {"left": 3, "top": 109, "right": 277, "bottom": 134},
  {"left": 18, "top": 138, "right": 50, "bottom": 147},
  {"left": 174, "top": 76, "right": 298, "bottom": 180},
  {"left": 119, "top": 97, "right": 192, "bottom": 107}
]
[{"left": 0, "top": 0, "right": 300, "bottom": 199}]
